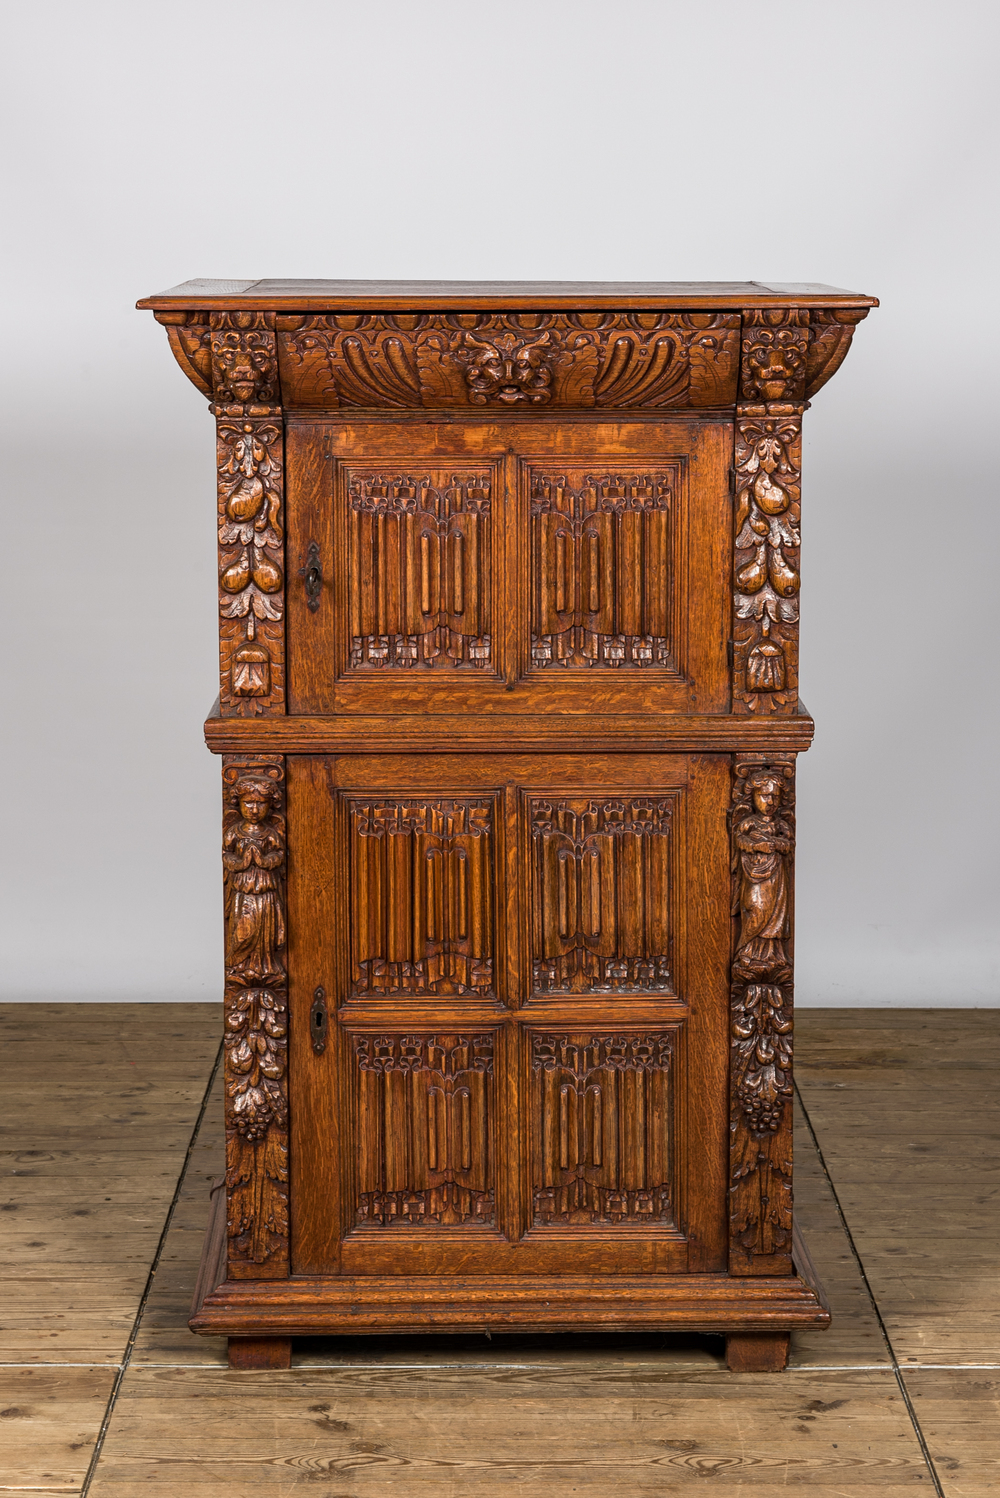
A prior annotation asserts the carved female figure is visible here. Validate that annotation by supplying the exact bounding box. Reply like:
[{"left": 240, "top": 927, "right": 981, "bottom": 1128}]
[
  {"left": 733, "top": 768, "right": 794, "bottom": 977},
  {"left": 223, "top": 775, "right": 286, "bottom": 982}
]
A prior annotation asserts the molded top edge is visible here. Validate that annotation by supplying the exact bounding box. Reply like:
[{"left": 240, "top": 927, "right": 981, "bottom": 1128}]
[{"left": 137, "top": 278, "right": 878, "bottom": 311}]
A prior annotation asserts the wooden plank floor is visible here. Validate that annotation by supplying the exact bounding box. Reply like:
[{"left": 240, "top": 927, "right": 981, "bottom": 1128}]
[{"left": 0, "top": 1006, "right": 996, "bottom": 1496}]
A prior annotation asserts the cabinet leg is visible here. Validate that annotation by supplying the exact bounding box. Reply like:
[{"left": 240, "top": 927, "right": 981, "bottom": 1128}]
[
  {"left": 726, "top": 1332, "right": 790, "bottom": 1372},
  {"left": 228, "top": 1336, "right": 292, "bottom": 1370}
]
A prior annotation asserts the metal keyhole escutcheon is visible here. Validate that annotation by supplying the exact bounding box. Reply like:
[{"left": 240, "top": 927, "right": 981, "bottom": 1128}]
[
  {"left": 310, "top": 987, "right": 328, "bottom": 1053},
  {"left": 301, "top": 541, "right": 322, "bottom": 612}
]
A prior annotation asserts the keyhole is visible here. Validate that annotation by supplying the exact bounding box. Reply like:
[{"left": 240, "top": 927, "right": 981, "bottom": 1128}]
[{"left": 310, "top": 987, "right": 328, "bottom": 1054}]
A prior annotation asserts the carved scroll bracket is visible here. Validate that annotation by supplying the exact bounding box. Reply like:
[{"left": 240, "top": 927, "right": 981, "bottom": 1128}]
[
  {"left": 222, "top": 755, "right": 288, "bottom": 1276},
  {"left": 806, "top": 308, "right": 870, "bottom": 399},
  {"left": 729, "top": 754, "right": 795, "bottom": 1275}
]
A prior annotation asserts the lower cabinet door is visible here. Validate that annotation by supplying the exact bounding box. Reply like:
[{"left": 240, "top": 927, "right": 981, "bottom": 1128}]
[{"left": 286, "top": 752, "right": 730, "bottom": 1278}]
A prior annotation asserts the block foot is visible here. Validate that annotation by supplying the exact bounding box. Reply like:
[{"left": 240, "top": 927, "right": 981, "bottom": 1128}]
[
  {"left": 726, "top": 1332, "right": 790, "bottom": 1372},
  {"left": 228, "top": 1336, "right": 292, "bottom": 1370}
]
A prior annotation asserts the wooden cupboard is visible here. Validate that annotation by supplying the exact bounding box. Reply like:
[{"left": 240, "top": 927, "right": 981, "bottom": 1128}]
[{"left": 139, "top": 279, "right": 876, "bottom": 1371}]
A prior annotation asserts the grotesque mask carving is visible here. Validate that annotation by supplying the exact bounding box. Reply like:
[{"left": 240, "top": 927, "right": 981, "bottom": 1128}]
[{"left": 461, "top": 331, "right": 553, "bottom": 405}]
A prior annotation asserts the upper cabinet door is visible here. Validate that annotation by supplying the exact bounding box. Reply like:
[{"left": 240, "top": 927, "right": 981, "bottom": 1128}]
[{"left": 286, "top": 417, "right": 731, "bottom": 715}]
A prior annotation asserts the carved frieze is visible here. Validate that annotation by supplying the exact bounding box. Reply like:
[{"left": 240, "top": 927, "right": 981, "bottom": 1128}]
[
  {"left": 345, "top": 468, "right": 494, "bottom": 670},
  {"left": 275, "top": 311, "right": 739, "bottom": 409},
  {"left": 729, "top": 755, "right": 795, "bottom": 1273},
  {"left": 529, "top": 797, "right": 673, "bottom": 994},
  {"left": 221, "top": 756, "right": 288, "bottom": 1274},
  {"left": 528, "top": 468, "right": 676, "bottom": 670},
  {"left": 354, "top": 1034, "right": 495, "bottom": 1227},
  {"left": 349, "top": 798, "right": 495, "bottom": 997},
  {"left": 531, "top": 1033, "right": 674, "bottom": 1226}
]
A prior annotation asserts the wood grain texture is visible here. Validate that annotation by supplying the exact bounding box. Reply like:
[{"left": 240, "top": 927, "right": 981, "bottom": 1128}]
[
  {"left": 227, "top": 1336, "right": 292, "bottom": 1370},
  {"left": 192, "top": 1269, "right": 829, "bottom": 1336},
  {"left": 797, "top": 1009, "right": 1000, "bottom": 1367},
  {"left": 205, "top": 708, "right": 817, "bottom": 755},
  {"left": 283, "top": 417, "right": 730, "bottom": 718},
  {"left": 85, "top": 1366, "right": 927, "bottom": 1496},
  {"left": 0, "top": 1003, "right": 218, "bottom": 1367},
  {"left": 139, "top": 277, "right": 879, "bottom": 309},
  {"left": 138, "top": 281, "right": 875, "bottom": 1358},
  {"left": 0, "top": 1367, "right": 116, "bottom": 1494},
  {"left": 274, "top": 311, "right": 740, "bottom": 411},
  {"left": 286, "top": 751, "right": 733, "bottom": 1282},
  {"left": 210, "top": 313, "right": 286, "bottom": 718},
  {"left": 221, "top": 759, "right": 288, "bottom": 1279},
  {"left": 729, "top": 755, "right": 796, "bottom": 1276},
  {"left": 903, "top": 1370, "right": 1000, "bottom": 1495}
]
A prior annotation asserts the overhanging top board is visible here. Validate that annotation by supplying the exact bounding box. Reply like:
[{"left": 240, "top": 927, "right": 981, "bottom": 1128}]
[{"left": 138, "top": 279, "right": 878, "bottom": 312}]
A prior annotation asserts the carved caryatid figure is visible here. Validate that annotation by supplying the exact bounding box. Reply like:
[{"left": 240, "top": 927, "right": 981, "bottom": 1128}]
[
  {"left": 223, "top": 775, "right": 286, "bottom": 982},
  {"left": 729, "top": 757, "right": 795, "bottom": 1268},
  {"left": 732, "top": 767, "right": 793, "bottom": 980}
]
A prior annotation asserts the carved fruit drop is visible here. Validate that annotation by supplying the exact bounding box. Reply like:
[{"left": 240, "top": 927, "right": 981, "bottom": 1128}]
[
  {"left": 767, "top": 546, "right": 799, "bottom": 598},
  {"left": 735, "top": 547, "right": 768, "bottom": 595},
  {"left": 753, "top": 470, "right": 789, "bottom": 516}
]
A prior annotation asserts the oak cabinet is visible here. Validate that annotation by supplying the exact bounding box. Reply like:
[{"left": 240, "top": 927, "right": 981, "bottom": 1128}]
[{"left": 140, "top": 279, "right": 875, "bottom": 1372}]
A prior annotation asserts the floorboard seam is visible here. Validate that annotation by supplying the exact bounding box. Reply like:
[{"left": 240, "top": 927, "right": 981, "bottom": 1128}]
[
  {"left": 78, "top": 1038, "right": 223, "bottom": 1496},
  {"left": 795, "top": 1080, "right": 947, "bottom": 1498}
]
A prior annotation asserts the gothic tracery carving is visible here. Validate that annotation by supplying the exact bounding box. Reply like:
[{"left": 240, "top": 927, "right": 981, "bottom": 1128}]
[{"left": 531, "top": 1033, "right": 674, "bottom": 1225}]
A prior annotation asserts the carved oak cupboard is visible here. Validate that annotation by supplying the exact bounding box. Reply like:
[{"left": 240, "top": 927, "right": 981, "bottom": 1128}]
[{"left": 139, "top": 279, "right": 875, "bottom": 1372}]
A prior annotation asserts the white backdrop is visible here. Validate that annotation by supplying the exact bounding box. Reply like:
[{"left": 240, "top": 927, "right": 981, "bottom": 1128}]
[{"left": 2, "top": 0, "right": 996, "bottom": 1004}]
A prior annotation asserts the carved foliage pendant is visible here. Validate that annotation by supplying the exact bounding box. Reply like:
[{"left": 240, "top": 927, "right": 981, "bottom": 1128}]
[
  {"left": 729, "top": 753, "right": 795, "bottom": 1273},
  {"left": 733, "top": 311, "right": 807, "bottom": 715},
  {"left": 222, "top": 754, "right": 289, "bottom": 1275},
  {"left": 212, "top": 312, "right": 286, "bottom": 718}
]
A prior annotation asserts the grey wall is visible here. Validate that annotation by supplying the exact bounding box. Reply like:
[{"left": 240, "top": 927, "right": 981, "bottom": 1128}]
[{"left": 2, "top": 0, "right": 996, "bottom": 1004}]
